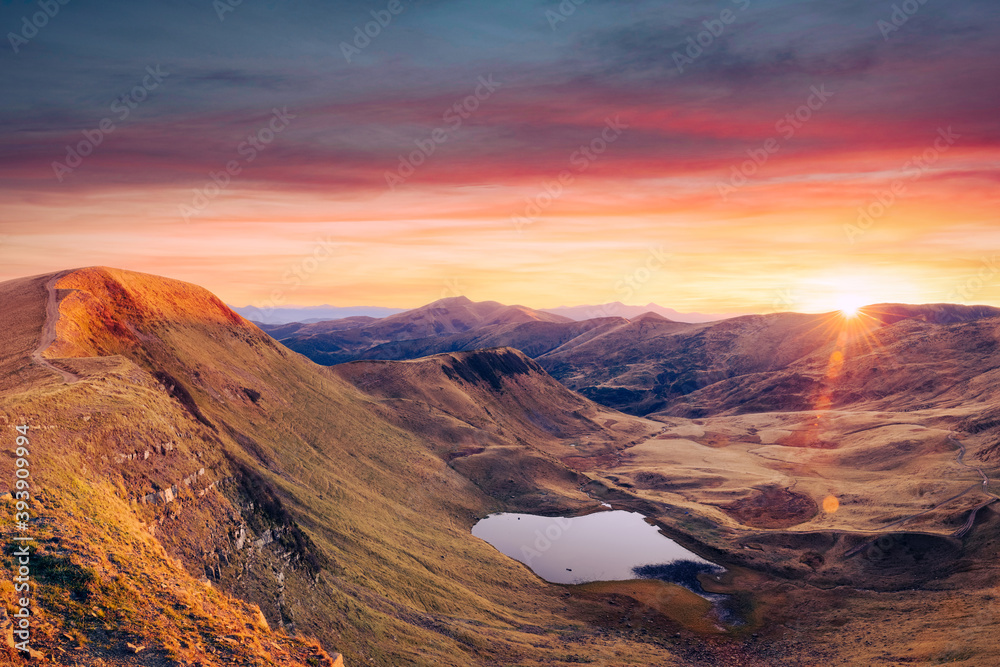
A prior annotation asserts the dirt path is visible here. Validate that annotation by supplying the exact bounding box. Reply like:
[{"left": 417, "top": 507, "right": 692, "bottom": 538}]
[
  {"left": 29, "top": 271, "right": 79, "bottom": 384},
  {"left": 874, "top": 482, "right": 981, "bottom": 533},
  {"left": 845, "top": 433, "right": 997, "bottom": 555},
  {"left": 947, "top": 433, "right": 997, "bottom": 537},
  {"left": 950, "top": 433, "right": 991, "bottom": 486}
]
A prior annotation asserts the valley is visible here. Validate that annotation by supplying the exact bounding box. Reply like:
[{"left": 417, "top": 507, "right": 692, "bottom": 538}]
[{"left": 1, "top": 268, "right": 998, "bottom": 665}]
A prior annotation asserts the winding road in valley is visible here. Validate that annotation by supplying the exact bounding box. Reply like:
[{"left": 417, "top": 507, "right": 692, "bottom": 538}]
[
  {"left": 845, "top": 432, "right": 997, "bottom": 556},
  {"left": 947, "top": 433, "right": 997, "bottom": 538},
  {"left": 30, "top": 271, "right": 79, "bottom": 384}
]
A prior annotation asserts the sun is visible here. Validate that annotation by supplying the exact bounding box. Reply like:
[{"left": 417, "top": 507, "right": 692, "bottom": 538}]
[
  {"left": 835, "top": 293, "right": 866, "bottom": 319},
  {"left": 797, "top": 272, "right": 883, "bottom": 317}
]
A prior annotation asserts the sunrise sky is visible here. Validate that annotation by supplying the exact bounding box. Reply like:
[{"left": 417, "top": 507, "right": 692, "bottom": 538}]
[{"left": 1, "top": 0, "right": 997, "bottom": 313}]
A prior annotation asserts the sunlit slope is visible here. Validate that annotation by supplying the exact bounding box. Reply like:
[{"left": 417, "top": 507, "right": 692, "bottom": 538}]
[
  {"left": 539, "top": 305, "right": 1000, "bottom": 417},
  {"left": 0, "top": 267, "right": 682, "bottom": 666},
  {"left": 0, "top": 270, "right": 342, "bottom": 666}
]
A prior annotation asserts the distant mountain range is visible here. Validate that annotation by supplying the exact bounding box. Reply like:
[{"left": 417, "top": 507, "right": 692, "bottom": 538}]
[
  {"left": 540, "top": 302, "right": 1000, "bottom": 417},
  {"left": 542, "top": 302, "right": 739, "bottom": 323},
  {"left": 257, "top": 295, "right": 601, "bottom": 364},
  {"left": 230, "top": 303, "right": 405, "bottom": 323},
  {"left": 232, "top": 300, "right": 736, "bottom": 325},
  {"left": 259, "top": 296, "right": 1000, "bottom": 419}
]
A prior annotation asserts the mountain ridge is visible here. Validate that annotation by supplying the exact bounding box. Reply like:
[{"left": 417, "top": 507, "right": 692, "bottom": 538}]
[
  {"left": 0, "top": 267, "right": 690, "bottom": 666},
  {"left": 542, "top": 301, "right": 739, "bottom": 323},
  {"left": 233, "top": 299, "right": 739, "bottom": 326},
  {"left": 3, "top": 267, "right": 1000, "bottom": 665},
  {"left": 259, "top": 295, "right": 1000, "bottom": 418}
]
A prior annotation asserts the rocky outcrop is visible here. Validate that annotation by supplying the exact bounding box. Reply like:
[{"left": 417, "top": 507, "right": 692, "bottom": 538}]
[{"left": 135, "top": 467, "right": 210, "bottom": 505}]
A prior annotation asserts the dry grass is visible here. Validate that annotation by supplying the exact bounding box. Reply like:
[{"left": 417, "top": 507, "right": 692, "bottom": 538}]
[
  {"left": 0, "top": 269, "right": 687, "bottom": 665},
  {"left": 2, "top": 267, "right": 998, "bottom": 666}
]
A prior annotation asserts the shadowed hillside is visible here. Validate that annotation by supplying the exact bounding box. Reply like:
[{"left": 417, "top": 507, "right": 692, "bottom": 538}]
[
  {"left": 333, "top": 348, "right": 660, "bottom": 512},
  {"left": 260, "top": 296, "right": 573, "bottom": 365},
  {"left": 263, "top": 298, "right": 1000, "bottom": 419}
]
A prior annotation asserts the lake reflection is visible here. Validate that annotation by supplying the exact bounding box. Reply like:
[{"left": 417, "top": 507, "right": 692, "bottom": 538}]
[{"left": 472, "top": 510, "right": 720, "bottom": 586}]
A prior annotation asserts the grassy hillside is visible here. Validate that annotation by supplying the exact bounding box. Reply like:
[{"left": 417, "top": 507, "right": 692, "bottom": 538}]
[
  {"left": 0, "top": 268, "right": 691, "bottom": 666},
  {"left": 3, "top": 267, "right": 999, "bottom": 666}
]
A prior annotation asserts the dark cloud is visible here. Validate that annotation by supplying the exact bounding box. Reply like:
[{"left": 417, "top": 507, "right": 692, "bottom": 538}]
[{"left": 1, "top": 0, "right": 997, "bottom": 194}]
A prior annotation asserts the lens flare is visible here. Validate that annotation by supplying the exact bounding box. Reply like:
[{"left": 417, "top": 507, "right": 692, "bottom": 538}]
[{"left": 822, "top": 496, "right": 840, "bottom": 513}]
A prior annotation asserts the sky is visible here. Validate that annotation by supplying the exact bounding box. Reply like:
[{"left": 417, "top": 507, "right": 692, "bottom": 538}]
[{"left": 1, "top": 0, "right": 998, "bottom": 314}]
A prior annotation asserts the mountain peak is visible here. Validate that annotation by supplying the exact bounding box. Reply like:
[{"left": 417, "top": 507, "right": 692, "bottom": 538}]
[
  {"left": 542, "top": 302, "right": 736, "bottom": 323},
  {"left": 424, "top": 295, "right": 475, "bottom": 307},
  {"left": 44, "top": 266, "right": 257, "bottom": 360},
  {"left": 630, "top": 311, "right": 672, "bottom": 323}
]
